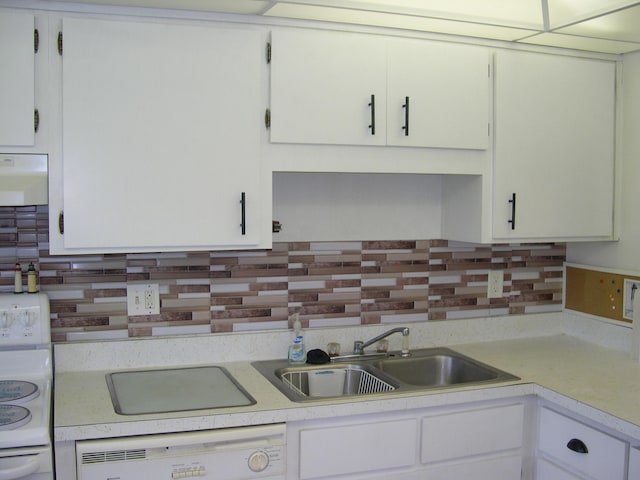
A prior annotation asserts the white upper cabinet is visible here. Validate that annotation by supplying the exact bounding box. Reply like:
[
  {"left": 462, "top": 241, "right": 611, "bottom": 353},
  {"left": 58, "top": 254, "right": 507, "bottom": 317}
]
[
  {"left": 269, "top": 28, "right": 490, "bottom": 150},
  {"left": 386, "top": 38, "right": 490, "bottom": 149},
  {"left": 269, "top": 28, "right": 387, "bottom": 146},
  {"left": 491, "top": 50, "right": 615, "bottom": 241},
  {"left": 54, "top": 17, "right": 269, "bottom": 253},
  {"left": 0, "top": 10, "right": 36, "bottom": 147},
  {"left": 443, "top": 49, "right": 616, "bottom": 243}
]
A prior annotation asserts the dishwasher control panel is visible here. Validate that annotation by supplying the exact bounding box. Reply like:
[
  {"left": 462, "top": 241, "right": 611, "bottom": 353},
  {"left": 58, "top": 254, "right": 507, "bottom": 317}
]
[{"left": 76, "top": 424, "right": 286, "bottom": 480}]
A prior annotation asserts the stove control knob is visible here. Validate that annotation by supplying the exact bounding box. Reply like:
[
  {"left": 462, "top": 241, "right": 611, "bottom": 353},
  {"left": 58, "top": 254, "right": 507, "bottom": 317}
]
[
  {"left": 248, "top": 450, "right": 269, "bottom": 472},
  {"left": 0, "top": 311, "right": 10, "bottom": 328},
  {"left": 26, "top": 310, "right": 38, "bottom": 326}
]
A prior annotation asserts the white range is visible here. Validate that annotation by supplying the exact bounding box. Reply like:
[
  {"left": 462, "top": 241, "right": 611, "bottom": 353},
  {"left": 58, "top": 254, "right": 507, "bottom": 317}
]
[{"left": 0, "top": 293, "right": 52, "bottom": 480}]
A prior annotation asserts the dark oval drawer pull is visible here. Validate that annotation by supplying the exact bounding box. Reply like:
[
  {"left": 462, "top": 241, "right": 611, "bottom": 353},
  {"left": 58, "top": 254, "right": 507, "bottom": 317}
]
[{"left": 567, "top": 438, "right": 588, "bottom": 454}]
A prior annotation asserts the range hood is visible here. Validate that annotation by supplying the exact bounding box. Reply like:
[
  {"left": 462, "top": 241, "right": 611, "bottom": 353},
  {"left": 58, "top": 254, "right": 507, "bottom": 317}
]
[{"left": 0, "top": 154, "right": 48, "bottom": 206}]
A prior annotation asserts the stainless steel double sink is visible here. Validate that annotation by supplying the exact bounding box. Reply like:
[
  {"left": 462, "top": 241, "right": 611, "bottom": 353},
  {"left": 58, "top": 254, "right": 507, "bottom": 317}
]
[{"left": 252, "top": 347, "right": 519, "bottom": 402}]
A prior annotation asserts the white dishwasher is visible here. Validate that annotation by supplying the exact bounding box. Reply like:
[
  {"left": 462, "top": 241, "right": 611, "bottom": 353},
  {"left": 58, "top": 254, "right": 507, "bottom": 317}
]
[{"left": 76, "top": 424, "right": 285, "bottom": 480}]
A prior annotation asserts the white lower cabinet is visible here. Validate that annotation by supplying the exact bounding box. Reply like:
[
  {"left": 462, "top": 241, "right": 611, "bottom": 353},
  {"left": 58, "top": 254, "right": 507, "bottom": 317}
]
[
  {"left": 288, "top": 397, "right": 640, "bottom": 480},
  {"left": 536, "top": 407, "right": 627, "bottom": 480},
  {"left": 297, "top": 417, "right": 417, "bottom": 479},
  {"left": 288, "top": 400, "right": 525, "bottom": 480}
]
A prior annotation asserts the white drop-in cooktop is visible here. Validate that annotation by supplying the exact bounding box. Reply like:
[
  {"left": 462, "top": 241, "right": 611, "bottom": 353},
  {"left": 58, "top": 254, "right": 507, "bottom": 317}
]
[{"left": 106, "top": 366, "right": 256, "bottom": 415}]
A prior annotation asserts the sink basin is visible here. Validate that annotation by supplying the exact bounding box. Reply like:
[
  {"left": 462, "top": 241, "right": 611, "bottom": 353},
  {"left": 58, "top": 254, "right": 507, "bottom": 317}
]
[
  {"left": 280, "top": 364, "right": 399, "bottom": 397},
  {"left": 253, "top": 362, "right": 399, "bottom": 402},
  {"left": 373, "top": 351, "right": 511, "bottom": 387},
  {"left": 253, "top": 347, "right": 518, "bottom": 403}
]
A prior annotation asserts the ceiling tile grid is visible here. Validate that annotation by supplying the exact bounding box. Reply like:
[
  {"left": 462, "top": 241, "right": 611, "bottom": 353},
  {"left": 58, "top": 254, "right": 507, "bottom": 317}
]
[{"left": 36, "top": 0, "right": 640, "bottom": 53}]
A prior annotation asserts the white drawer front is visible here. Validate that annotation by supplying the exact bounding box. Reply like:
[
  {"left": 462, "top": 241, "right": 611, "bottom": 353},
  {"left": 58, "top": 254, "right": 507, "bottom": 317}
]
[
  {"left": 537, "top": 408, "right": 626, "bottom": 480},
  {"left": 421, "top": 403, "right": 524, "bottom": 464}
]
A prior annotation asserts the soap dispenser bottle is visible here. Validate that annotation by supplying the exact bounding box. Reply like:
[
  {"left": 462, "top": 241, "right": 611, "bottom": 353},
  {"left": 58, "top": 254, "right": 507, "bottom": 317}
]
[{"left": 288, "top": 314, "right": 306, "bottom": 364}]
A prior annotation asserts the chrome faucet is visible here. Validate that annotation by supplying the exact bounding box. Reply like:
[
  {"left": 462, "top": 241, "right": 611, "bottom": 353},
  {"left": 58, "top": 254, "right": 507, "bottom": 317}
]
[{"left": 353, "top": 327, "right": 410, "bottom": 357}]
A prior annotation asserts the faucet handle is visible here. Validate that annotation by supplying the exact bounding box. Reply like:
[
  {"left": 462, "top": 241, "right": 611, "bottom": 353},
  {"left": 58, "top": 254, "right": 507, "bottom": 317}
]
[
  {"left": 401, "top": 332, "right": 410, "bottom": 357},
  {"left": 353, "top": 340, "right": 364, "bottom": 354}
]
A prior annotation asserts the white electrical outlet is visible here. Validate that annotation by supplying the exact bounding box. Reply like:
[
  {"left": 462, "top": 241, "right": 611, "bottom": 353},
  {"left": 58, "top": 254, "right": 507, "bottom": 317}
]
[
  {"left": 487, "top": 270, "right": 504, "bottom": 298},
  {"left": 127, "top": 284, "right": 160, "bottom": 316},
  {"left": 623, "top": 279, "right": 640, "bottom": 321}
]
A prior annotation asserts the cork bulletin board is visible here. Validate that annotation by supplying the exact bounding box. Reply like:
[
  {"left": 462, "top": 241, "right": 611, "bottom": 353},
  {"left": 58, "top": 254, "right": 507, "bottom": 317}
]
[{"left": 565, "top": 266, "right": 640, "bottom": 323}]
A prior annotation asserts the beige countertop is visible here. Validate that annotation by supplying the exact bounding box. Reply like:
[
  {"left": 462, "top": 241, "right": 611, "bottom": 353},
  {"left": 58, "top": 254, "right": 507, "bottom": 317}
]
[{"left": 53, "top": 333, "right": 640, "bottom": 442}]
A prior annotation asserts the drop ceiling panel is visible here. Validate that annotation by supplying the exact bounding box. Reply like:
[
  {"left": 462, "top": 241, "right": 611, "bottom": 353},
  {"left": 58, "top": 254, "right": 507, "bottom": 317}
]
[
  {"left": 278, "top": 0, "right": 544, "bottom": 29},
  {"left": 546, "top": 0, "right": 639, "bottom": 28},
  {"left": 264, "top": 4, "right": 535, "bottom": 41},
  {"left": 519, "top": 31, "right": 640, "bottom": 54},
  {"left": 554, "top": 4, "right": 640, "bottom": 43}
]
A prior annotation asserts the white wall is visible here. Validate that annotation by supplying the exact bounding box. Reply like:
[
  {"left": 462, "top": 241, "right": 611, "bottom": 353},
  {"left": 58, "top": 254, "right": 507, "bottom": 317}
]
[
  {"left": 272, "top": 172, "right": 442, "bottom": 241},
  {"left": 567, "top": 51, "right": 640, "bottom": 273}
]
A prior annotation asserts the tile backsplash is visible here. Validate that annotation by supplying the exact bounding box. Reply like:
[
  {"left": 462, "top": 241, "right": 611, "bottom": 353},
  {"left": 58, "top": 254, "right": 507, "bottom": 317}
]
[{"left": 1, "top": 206, "right": 565, "bottom": 342}]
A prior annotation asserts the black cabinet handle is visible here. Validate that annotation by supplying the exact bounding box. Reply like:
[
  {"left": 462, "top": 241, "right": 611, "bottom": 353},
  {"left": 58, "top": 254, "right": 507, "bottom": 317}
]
[
  {"left": 567, "top": 438, "right": 588, "bottom": 454},
  {"left": 368, "top": 94, "right": 376, "bottom": 135},
  {"left": 508, "top": 193, "right": 516, "bottom": 230},
  {"left": 240, "top": 192, "right": 246, "bottom": 236},
  {"left": 402, "top": 96, "right": 410, "bottom": 136}
]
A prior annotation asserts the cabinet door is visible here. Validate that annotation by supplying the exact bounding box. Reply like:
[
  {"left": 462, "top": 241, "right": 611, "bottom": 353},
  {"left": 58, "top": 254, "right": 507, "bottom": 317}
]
[
  {"left": 270, "top": 28, "right": 387, "bottom": 146},
  {"left": 630, "top": 446, "right": 640, "bottom": 479},
  {"left": 0, "top": 10, "right": 35, "bottom": 147},
  {"left": 387, "top": 39, "right": 490, "bottom": 150},
  {"left": 492, "top": 50, "right": 615, "bottom": 240},
  {"left": 297, "top": 418, "right": 417, "bottom": 479},
  {"left": 536, "top": 458, "right": 583, "bottom": 480},
  {"left": 421, "top": 403, "right": 524, "bottom": 464},
  {"left": 537, "top": 407, "right": 626, "bottom": 480},
  {"left": 61, "top": 17, "right": 266, "bottom": 251},
  {"left": 422, "top": 455, "right": 523, "bottom": 480}
]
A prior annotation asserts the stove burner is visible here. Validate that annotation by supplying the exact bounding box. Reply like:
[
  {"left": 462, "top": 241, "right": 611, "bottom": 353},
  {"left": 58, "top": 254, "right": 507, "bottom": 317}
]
[
  {"left": 0, "top": 404, "right": 31, "bottom": 430},
  {"left": 0, "top": 380, "right": 39, "bottom": 404}
]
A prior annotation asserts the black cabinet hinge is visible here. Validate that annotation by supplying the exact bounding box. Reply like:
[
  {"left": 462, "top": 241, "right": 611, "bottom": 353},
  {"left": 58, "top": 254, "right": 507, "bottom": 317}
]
[
  {"left": 266, "top": 42, "right": 271, "bottom": 64},
  {"left": 34, "top": 109, "right": 40, "bottom": 133},
  {"left": 265, "top": 108, "right": 271, "bottom": 129},
  {"left": 58, "top": 211, "right": 64, "bottom": 234},
  {"left": 34, "top": 29, "right": 39, "bottom": 53},
  {"left": 57, "top": 32, "right": 63, "bottom": 55}
]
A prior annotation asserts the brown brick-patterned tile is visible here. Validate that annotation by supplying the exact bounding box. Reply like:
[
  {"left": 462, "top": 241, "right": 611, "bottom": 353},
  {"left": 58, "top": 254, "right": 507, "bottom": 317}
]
[{"left": 0, "top": 207, "right": 566, "bottom": 341}]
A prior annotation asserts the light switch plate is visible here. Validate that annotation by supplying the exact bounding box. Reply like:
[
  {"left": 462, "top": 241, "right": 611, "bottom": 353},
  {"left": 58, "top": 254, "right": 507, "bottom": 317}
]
[{"left": 127, "top": 284, "right": 160, "bottom": 316}]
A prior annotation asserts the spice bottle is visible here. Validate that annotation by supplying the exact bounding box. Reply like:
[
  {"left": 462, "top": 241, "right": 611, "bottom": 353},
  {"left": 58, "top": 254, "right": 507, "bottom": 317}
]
[
  {"left": 27, "top": 263, "right": 37, "bottom": 293},
  {"left": 14, "top": 263, "right": 23, "bottom": 294}
]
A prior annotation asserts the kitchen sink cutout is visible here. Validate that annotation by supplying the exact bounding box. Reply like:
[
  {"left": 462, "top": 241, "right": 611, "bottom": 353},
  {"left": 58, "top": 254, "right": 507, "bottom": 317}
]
[{"left": 106, "top": 366, "right": 256, "bottom": 415}]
